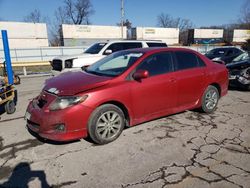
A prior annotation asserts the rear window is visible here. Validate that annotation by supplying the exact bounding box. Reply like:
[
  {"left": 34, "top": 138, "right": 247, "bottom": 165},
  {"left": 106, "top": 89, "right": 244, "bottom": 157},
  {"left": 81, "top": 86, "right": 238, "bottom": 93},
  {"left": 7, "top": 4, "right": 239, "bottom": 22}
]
[
  {"left": 146, "top": 42, "right": 168, "bottom": 47},
  {"left": 175, "top": 51, "right": 200, "bottom": 70}
]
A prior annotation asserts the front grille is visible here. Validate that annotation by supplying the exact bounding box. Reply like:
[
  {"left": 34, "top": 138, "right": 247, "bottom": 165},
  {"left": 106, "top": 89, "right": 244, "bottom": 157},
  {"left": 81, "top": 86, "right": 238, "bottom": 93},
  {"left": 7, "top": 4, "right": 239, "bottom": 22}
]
[
  {"left": 51, "top": 59, "right": 63, "bottom": 71},
  {"left": 37, "top": 98, "right": 47, "bottom": 108}
]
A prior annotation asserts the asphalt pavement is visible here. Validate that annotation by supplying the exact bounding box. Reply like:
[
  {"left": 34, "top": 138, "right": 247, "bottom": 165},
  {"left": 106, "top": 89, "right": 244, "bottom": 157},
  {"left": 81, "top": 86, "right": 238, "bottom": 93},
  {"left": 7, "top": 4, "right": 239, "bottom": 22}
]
[{"left": 0, "top": 75, "right": 250, "bottom": 188}]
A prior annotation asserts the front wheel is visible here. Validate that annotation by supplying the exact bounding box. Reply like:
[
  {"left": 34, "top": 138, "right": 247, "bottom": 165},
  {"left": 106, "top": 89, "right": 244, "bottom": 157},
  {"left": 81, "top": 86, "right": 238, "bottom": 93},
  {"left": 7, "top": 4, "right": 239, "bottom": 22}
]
[
  {"left": 88, "top": 104, "right": 125, "bottom": 144},
  {"left": 200, "top": 85, "right": 219, "bottom": 113}
]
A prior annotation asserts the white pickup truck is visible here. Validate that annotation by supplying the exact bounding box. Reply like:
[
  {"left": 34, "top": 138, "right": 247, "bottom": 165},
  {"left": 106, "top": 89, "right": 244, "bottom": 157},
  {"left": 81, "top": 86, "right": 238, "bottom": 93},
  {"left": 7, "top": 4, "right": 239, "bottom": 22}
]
[{"left": 50, "top": 40, "right": 167, "bottom": 75}]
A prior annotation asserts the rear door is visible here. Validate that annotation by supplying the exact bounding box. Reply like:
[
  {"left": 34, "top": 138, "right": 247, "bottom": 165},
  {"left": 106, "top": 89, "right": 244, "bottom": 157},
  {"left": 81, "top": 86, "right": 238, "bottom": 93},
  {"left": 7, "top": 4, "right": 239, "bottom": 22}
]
[{"left": 173, "top": 51, "right": 207, "bottom": 109}]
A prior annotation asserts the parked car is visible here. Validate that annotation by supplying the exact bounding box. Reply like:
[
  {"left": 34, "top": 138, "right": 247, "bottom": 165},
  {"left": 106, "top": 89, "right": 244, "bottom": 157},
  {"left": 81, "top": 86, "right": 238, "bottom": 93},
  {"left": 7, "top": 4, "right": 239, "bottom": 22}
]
[
  {"left": 50, "top": 40, "right": 168, "bottom": 75},
  {"left": 205, "top": 47, "right": 244, "bottom": 64},
  {"left": 26, "top": 48, "right": 228, "bottom": 144},
  {"left": 226, "top": 52, "right": 250, "bottom": 90}
]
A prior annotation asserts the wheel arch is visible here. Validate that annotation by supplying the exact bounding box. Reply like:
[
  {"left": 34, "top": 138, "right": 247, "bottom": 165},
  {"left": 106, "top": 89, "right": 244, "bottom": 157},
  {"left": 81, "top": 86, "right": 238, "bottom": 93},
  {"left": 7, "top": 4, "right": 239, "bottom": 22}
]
[
  {"left": 99, "top": 100, "right": 131, "bottom": 127},
  {"left": 209, "top": 82, "right": 221, "bottom": 97}
]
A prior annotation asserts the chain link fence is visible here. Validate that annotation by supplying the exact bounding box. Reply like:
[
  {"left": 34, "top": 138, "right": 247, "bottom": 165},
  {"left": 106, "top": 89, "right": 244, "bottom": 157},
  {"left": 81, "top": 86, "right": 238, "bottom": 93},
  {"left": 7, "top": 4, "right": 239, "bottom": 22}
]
[{"left": 0, "top": 45, "right": 220, "bottom": 76}]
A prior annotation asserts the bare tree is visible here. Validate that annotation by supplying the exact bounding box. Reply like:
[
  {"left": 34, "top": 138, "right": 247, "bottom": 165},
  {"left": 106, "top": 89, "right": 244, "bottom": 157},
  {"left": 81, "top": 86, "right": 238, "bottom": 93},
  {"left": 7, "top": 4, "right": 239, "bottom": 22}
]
[
  {"left": 157, "top": 13, "right": 193, "bottom": 31},
  {"left": 157, "top": 13, "right": 194, "bottom": 44},
  {"left": 64, "top": 0, "right": 94, "bottom": 25},
  {"left": 117, "top": 19, "right": 132, "bottom": 29},
  {"left": 117, "top": 19, "right": 132, "bottom": 39},
  {"left": 50, "top": 0, "right": 94, "bottom": 46},
  {"left": 49, "top": 7, "right": 67, "bottom": 46},
  {"left": 24, "top": 9, "right": 44, "bottom": 23},
  {"left": 239, "top": 0, "right": 250, "bottom": 29}
]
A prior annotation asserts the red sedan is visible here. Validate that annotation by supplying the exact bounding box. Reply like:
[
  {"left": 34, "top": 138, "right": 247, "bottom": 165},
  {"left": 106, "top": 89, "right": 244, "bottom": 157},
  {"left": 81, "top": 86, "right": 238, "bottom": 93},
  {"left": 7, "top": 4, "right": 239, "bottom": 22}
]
[{"left": 25, "top": 48, "right": 228, "bottom": 144}]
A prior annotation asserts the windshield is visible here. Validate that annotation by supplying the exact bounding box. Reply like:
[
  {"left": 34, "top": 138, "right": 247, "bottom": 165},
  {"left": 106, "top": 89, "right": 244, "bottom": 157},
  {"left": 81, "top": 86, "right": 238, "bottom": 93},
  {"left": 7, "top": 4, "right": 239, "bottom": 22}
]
[
  {"left": 84, "top": 43, "right": 107, "bottom": 54},
  {"left": 232, "top": 52, "right": 249, "bottom": 62},
  {"left": 85, "top": 51, "right": 144, "bottom": 77}
]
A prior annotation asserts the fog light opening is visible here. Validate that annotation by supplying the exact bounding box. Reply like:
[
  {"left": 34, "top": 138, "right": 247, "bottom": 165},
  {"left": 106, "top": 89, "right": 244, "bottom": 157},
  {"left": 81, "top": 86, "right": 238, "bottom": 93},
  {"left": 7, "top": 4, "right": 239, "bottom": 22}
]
[{"left": 54, "top": 124, "right": 66, "bottom": 132}]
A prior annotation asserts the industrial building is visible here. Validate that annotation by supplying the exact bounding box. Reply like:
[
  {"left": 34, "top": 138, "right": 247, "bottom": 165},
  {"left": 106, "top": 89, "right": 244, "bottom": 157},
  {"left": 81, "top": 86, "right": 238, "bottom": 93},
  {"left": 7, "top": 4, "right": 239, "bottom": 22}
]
[
  {"left": 131, "top": 27, "right": 179, "bottom": 45},
  {"left": 224, "top": 29, "right": 250, "bottom": 44},
  {"left": 61, "top": 24, "right": 127, "bottom": 46},
  {"left": 0, "top": 21, "right": 49, "bottom": 48},
  {"left": 187, "top": 29, "right": 224, "bottom": 45}
]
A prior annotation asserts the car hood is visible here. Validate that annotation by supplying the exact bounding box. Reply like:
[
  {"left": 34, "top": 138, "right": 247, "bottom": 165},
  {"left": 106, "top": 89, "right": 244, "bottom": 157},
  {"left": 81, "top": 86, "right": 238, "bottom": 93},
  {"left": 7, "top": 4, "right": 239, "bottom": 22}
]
[
  {"left": 44, "top": 71, "right": 112, "bottom": 96},
  {"left": 53, "top": 53, "right": 102, "bottom": 61},
  {"left": 226, "top": 59, "right": 250, "bottom": 70}
]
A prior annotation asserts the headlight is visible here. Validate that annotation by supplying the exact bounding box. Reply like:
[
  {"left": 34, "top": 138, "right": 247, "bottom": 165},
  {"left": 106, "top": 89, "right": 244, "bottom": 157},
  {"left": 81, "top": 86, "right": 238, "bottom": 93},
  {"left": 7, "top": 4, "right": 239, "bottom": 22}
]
[
  {"left": 65, "top": 59, "right": 73, "bottom": 68},
  {"left": 49, "top": 95, "right": 88, "bottom": 111}
]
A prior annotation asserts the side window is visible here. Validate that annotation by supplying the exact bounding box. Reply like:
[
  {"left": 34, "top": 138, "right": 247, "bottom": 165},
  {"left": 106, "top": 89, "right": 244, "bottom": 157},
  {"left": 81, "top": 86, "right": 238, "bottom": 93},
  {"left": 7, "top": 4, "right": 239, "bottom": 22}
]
[
  {"left": 137, "top": 52, "right": 173, "bottom": 77},
  {"left": 106, "top": 43, "right": 124, "bottom": 53},
  {"left": 214, "top": 49, "right": 226, "bottom": 56},
  {"left": 175, "top": 51, "right": 199, "bottom": 70},
  {"left": 123, "top": 42, "right": 142, "bottom": 49},
  {"left": 226, "top": 49, "right": 234, "bottom": 56},
  {"left": 146, "top": 42, "right": 168, "bottom": 47}
]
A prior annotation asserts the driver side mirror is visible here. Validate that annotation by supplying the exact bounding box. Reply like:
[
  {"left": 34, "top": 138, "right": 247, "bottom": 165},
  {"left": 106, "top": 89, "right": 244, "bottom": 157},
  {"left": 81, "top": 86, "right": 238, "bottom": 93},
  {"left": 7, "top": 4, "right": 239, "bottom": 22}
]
[
  {"left": 104, "top": 49, "right": 112, "bottom": 55},
  {"left": 133, "top": 70, "right": 149, "bottom": 80},
  {"left": 81, "top": 65, "right": 89, "bottom": 71}
]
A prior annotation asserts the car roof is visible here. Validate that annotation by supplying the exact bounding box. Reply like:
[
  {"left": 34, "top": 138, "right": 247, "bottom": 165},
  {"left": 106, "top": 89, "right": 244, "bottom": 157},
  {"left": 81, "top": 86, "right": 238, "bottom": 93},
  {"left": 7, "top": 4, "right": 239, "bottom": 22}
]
[
  {"left": 106, "top": 40, "right": 165, "bottom": 43},
  {"left": 210, "top": 47, "right": 243, "bottom": 51},
  {"left": 124, "top": 47, "right": 198, "bottom": 54}
]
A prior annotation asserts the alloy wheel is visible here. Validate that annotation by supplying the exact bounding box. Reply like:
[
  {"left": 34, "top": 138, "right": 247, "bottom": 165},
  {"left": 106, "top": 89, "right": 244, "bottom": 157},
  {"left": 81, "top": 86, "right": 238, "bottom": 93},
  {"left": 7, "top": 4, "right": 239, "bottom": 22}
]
[{"left": 96, "top": 111, "right": 122, "bottom": 139}]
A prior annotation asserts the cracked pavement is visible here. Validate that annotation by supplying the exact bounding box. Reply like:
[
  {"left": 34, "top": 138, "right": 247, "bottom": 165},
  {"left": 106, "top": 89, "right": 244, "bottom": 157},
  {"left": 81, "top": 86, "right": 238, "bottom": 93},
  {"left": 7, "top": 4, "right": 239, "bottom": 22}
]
[{"left": 0, "top": 76, "right": 250, "bottom": 188}]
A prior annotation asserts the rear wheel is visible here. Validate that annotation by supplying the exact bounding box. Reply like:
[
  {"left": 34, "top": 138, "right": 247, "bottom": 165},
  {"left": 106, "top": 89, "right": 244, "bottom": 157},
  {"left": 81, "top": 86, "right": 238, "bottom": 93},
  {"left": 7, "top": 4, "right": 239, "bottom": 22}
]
[
  {"left": 200, "top": 85, "right": 219, "bottom": 113},
  {"left": 88, "top": 104, "right": 125, "bottom": 144}
]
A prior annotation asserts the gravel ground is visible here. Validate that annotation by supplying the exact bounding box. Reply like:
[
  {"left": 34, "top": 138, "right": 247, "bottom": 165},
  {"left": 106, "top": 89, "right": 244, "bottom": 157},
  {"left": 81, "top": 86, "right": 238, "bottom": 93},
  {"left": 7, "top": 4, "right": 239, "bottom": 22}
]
[{"left": 0, "top": 75, "right": 250, "bottom": 188}]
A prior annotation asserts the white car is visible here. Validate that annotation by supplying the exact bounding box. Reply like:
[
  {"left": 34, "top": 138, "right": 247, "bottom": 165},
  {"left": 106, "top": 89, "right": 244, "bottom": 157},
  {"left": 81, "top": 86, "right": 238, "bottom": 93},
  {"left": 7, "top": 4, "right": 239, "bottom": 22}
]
[{"left": 50, "top": 40, "right": 167, "bottom": 75}]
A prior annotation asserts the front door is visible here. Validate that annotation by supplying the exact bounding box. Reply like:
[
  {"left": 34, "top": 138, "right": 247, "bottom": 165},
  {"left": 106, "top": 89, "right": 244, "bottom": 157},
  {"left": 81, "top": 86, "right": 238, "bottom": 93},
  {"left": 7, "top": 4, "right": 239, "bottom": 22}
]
[{"left": 129, "top": 52, "right": 178, "bottom": 122}]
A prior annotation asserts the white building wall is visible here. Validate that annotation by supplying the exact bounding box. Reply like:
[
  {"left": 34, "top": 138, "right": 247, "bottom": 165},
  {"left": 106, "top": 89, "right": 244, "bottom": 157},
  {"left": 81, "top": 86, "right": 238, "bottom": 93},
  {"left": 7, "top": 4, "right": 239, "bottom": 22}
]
[
  {"left": 0, "top": 21, "right": 49, "bottom": 48},
  {"left": 233, "top": 30, "right": 250, "bottom": 42},
  {"left": 193, "top": 29, "right": 223, "bottom": 39},
  {"left": 132, "top": 27, "right": 179, "bottom": 45},
  {"left": 62, "top": 24, "right": 127, "bottom": 46}
]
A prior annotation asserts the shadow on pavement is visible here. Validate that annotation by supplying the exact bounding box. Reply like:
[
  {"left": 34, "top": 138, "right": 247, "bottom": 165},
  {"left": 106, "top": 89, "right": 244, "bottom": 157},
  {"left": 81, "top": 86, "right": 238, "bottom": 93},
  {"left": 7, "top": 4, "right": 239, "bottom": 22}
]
[{"left": 0, "top": 162, "right": 50, "bottom": 188}]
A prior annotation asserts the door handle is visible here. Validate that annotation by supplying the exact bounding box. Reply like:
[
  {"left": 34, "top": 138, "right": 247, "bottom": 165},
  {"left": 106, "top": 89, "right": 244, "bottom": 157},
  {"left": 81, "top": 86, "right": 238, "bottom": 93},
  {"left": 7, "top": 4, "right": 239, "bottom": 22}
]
[{"left": 169, "top": 78, "right": 176, "bottom": 83}]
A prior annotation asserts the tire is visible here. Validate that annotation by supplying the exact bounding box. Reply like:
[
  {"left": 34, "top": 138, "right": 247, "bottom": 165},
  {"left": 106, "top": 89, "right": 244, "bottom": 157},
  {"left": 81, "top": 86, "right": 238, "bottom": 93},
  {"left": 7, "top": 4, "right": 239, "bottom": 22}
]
[
  {"left": 14, "top": 75, "right": 21, "bottom": 85},
  {"left": 88, "top": 104, "right": 125, "bottom": 144},
  {"left": 5, "top": 100, "right": 16, "bottom": 114},
  {"left": 245, "top": 84, "right": 250, "bottom": 91},
  {"left": 200, "top": 85, "right": 219, "bottom": 113}
]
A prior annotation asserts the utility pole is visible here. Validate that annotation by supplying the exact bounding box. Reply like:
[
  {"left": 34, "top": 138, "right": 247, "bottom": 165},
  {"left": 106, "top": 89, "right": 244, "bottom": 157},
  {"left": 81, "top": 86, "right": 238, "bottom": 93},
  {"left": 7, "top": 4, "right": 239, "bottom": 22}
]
[{"left": 121, "top": 0, "right": 124, "bottom": 39}]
